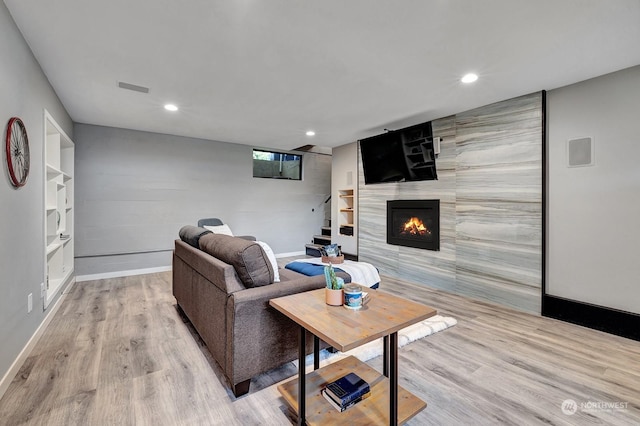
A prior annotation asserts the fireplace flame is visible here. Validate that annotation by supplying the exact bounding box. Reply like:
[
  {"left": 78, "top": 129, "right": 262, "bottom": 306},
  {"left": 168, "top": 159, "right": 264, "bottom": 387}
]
[{"left": 401, "top": 217, "right": 430, "bottom": 236}]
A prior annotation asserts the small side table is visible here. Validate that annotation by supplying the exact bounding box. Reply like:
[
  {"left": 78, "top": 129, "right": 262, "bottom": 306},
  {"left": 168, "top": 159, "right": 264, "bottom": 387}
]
[{"left": 270, "top": 286, "right": 436, "bottom": 425}]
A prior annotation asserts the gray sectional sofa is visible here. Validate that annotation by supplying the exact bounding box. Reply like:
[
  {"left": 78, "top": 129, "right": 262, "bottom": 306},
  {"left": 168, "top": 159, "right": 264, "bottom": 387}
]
[{"left": 172, "top": 226, "right": 347, "bottom": 397}]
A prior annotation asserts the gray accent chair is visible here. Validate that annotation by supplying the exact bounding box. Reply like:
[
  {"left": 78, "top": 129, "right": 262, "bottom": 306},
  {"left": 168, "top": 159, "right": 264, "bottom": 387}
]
[{"left": 197, "top": 218, "right": 256, "bottom": 241}]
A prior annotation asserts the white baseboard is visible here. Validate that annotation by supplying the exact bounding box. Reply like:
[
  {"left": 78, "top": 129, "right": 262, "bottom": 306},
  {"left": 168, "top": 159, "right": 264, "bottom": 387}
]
[
  {"left": 76, "top": 265, "right": 172, "bottom": 282},
  {"left": 75, "top": 254, "right": 304, "bottom": 282},
  {"left": 75, "top": 253, "right": 304, "bottom": 282},
  {"left": 0, "top": 277, "right": 75, "bottom": 400}
]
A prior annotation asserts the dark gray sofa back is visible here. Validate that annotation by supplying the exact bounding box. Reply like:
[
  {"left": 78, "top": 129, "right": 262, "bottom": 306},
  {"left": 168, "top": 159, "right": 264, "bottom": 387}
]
[
  {"left": 174, "top": 239, "right": 246, "bottom": 294},
  {"left": 199, "top": 233, "right": 274, "bottom": 288}
]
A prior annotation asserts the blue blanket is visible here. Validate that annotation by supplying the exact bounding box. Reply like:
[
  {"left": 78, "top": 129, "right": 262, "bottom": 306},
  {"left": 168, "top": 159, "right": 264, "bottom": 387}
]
[{"left": 285, "top": 261, "right": 379, "bottom": 289}]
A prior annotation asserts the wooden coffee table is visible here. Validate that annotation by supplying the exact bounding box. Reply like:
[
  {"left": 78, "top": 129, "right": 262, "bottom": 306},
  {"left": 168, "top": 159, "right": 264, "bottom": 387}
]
[{"left": 269, "top": 286, "right": 437, "bottom": 425}]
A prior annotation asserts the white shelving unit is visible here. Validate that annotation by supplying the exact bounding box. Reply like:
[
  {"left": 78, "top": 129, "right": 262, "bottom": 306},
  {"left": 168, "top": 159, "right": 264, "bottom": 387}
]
[
  {"left": 331, "top": 143, "right": 358, "bottom": 257},
  {"left": 44, "top": 110, "right": 74, "bottom": 308},
  {"left": 338, "top": 188, "right": 355, "bottom": 236}
]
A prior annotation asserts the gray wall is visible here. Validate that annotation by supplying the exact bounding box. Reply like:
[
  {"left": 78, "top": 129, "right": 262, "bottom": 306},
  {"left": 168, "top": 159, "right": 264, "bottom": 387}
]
[
  {"left": 359, "top": 92, "right": 543, "bottom": 313},
  {"left": 73, "top": 124, "right": 331, "bottom": 276},
  {"left": 0, "top": 2, "right": 73, "bottom": 384},
  {"left": 547, "top": 65, "right": 640, "bottom": 315}
]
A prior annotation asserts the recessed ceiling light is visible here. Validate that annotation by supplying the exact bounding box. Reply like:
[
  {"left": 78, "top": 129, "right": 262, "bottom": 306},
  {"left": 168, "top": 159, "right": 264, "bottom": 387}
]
[
  {"left": 306, "top": 130, "right": 316, "bottom": 136},
  {"left": 164, "top": 104, "right": 178, "bottom": 112},
  {"left": 461, "top": 73, "right": 478, "bottom": 84}
]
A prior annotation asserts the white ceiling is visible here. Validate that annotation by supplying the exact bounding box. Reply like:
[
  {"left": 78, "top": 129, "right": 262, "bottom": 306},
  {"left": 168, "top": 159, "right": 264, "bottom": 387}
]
[{"left": 5, "top": 0, "right": 640, "bottom": 151}]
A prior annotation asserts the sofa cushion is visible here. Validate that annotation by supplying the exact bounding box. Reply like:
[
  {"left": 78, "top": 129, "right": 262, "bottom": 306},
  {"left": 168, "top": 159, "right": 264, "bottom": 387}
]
[
  {"left": 179, "top": 225, "right": 212, "bottom": 248},
  {"left": 199, "top": 233, "right": 274, "bottom": 288},
  {"left": 256, "top": 241, "right": 280, "bottom": 282}
]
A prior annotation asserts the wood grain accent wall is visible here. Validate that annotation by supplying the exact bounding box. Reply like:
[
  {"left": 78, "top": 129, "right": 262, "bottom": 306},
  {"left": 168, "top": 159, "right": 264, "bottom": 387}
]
[
  {"left": 359, "top": 115, "right": 458, "bottom": 291},
  {"left": 359, "top": 92, "right": 543, "bottom": 313}
]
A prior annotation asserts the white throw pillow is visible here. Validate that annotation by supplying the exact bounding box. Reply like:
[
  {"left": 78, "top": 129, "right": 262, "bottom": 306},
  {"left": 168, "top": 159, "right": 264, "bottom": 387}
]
[
  {"left": 256, "top": 241, "right": 280, "bottom": 282},
  {"left": 203, "top": 224, "right": 234, "bottom": 236}
]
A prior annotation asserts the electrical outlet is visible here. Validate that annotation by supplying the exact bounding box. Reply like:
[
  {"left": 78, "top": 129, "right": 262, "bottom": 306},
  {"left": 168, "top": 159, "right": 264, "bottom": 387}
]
[
  {"left": 28, "top": 293, "right": 33, "bottom": 313},
  {"left": 41, "top": 282, "right": 45, "bottom": 297}
]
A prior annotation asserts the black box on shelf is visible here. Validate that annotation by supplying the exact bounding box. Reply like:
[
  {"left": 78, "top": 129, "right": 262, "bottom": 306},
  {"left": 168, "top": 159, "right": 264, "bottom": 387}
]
[{"left": 340, "top": 226, "right": 354, "bottom": 236}]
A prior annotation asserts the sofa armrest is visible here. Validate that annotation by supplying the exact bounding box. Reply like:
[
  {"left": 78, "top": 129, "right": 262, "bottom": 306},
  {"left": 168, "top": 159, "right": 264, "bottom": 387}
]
[
  {"left": 231, "top": 275, "right": 326, "bottom": 305},
  {"left": 225, "top": 275, "right": 328, "bottom": 384}
]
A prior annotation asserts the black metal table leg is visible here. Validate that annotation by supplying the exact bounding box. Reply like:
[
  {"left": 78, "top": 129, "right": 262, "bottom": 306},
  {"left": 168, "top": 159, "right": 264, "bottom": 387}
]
[
  {"left": 313, "top": 335, "right": 320, "bottom": 370},
  {"left": 383, "top": 335, "right": 389, "bottom": 377},
  {"left": 298, "top": 326, "right": 306, "bottom": 425},
  {"left": 389, "top": 332, "right": 398, "bottom": 426}
]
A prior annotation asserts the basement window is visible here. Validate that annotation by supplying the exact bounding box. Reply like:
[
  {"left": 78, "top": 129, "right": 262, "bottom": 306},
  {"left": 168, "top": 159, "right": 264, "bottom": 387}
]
[{"left": 253, "top": 149, "right": 302, "bottom": 180}]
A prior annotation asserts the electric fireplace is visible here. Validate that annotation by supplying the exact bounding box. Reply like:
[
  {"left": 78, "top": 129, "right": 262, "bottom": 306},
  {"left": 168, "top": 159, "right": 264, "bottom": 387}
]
[{"left": 387, "top": 199, "right": 440, "bottom": 251}]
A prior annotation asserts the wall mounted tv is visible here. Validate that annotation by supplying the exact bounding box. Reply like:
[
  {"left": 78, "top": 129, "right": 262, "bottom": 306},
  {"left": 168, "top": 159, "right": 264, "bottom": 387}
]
[{"left": 360, "top": 121, "right": 438, "bottom": 185}]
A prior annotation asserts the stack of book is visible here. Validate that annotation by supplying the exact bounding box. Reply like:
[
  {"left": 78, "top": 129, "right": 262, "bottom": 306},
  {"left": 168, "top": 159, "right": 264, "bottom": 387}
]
[{"left": 321, "top": 372, "right": 370, "bottom": 412}]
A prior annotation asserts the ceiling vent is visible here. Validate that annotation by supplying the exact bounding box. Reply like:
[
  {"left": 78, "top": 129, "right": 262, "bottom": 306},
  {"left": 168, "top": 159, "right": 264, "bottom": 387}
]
[{"left": 117, "top": 81, "right": 149, "bottom": 94}]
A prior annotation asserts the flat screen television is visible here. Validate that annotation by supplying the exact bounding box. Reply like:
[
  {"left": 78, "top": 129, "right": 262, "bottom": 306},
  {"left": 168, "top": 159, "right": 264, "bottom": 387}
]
[
  {"left": 360, "top": 121, "right": 437, "bottom": 185},
  {"left": 360, "top": 131, "right": 409, "bottom": 184}
]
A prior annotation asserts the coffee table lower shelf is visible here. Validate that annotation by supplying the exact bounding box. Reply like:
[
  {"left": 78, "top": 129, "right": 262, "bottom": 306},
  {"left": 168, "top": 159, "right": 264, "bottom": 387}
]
[{"left": 277, "top": 355, "right": 426, "bottom": 425}]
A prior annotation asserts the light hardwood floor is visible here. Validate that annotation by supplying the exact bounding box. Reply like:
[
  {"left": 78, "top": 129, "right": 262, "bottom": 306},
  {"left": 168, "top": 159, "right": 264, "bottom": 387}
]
[{"left": 0, "top": 269, "right": 639, "bottom": 425}]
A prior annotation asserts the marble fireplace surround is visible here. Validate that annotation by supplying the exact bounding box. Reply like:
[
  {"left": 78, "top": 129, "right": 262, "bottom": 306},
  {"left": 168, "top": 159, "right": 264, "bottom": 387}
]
[{"left": 358, "top": 92, "right": 543, "bottom": 314}]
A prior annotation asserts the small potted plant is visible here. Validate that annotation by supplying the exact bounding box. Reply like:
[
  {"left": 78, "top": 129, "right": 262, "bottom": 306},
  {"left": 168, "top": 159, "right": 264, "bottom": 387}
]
[{"left": 324, "top": 264, "right": 344, "bottom": 306}]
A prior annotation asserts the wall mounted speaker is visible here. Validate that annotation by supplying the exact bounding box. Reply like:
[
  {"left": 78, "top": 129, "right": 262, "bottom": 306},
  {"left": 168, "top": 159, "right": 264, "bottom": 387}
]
[{"left": 567, "top": 137, "right": 594, "bottom": 167}]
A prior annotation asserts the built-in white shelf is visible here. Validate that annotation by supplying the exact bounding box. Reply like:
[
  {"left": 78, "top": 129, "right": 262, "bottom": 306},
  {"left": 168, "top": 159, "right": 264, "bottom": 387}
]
[
  {"left": 46, "top": 243, "right": 62, "bottom": 255},
  {"left": 44, "top": 110, "right": 74, "bottom": 309},
  {"left": 46, "top": 164, "right": 62, "bottom": 178},
  {"left": 338, "top": 188, "right": 355, "bottom": 237}
]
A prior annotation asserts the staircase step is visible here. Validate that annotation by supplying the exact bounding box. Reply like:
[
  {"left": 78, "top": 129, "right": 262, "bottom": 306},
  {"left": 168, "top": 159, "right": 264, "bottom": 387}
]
[
  {"left": 305, "top": 244, "right": 323, "bottom": 257},
  {"left": 321, "top": 226, "right": 332, "bottom": 236},
  {"left": 313, "top": 235, "right": 331, "bottom": 244}
]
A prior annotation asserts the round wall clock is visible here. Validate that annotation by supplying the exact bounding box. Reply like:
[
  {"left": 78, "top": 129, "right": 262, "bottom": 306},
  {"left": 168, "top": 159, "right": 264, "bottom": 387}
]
[{"left": 5, "top": 117, "right": 30, "bottom": 187}]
